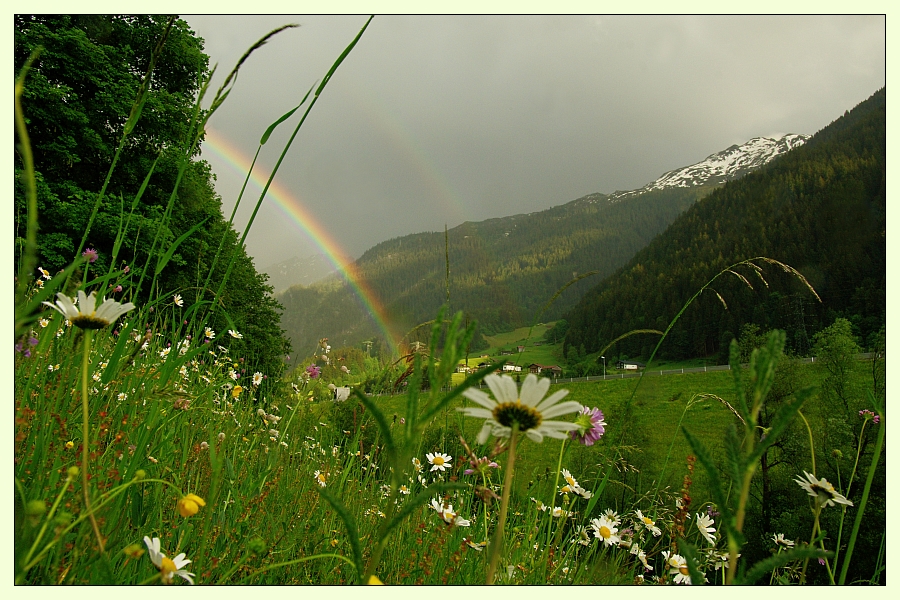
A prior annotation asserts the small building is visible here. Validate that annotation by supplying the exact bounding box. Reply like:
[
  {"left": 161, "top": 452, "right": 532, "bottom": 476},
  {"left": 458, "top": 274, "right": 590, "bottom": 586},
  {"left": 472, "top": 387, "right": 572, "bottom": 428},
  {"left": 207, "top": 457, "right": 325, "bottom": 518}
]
[
  {"left": 616, "top": 360, "right": 645, "bottom": 371},
  {"left": 528, "top": 364, "right": 561, "bottom": 377},
  {"left": 517, "top": 345, "right": 525, "bottom": 353}
]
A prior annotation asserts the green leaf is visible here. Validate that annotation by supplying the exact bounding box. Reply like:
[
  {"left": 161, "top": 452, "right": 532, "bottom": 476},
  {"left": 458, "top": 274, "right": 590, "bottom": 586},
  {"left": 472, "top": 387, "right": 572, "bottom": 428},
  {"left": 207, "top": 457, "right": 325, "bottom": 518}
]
[
  {"left": 749, "top": 387, "right": 812, "bottom": 465},
  {"left": 682, "top": 426, "right": 742, "bottom": 546},
  {"left": 677, "top": 538, "right": 706, "bottom": 585},
  {"left": 259, "top": 89, "right": 311, "bottom": 145},
  {"left": 101, "top": 320, "right": 135, "bottom": 385},
  {"left": 154, "top": 216, "right": 211, "bottom": 275},
  {"left": 316, "top": 487, "right": 364, "bottom": 583},
  {"left": 352, "top": 389, "right": 395, "bottom": 455}
]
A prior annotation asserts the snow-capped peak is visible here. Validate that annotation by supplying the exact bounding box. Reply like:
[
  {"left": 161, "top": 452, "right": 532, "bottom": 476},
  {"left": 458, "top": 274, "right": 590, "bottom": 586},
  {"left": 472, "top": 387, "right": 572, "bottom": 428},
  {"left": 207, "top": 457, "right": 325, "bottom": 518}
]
[{"left": 608, "top": 134, "right": 809, "bottom": 201}]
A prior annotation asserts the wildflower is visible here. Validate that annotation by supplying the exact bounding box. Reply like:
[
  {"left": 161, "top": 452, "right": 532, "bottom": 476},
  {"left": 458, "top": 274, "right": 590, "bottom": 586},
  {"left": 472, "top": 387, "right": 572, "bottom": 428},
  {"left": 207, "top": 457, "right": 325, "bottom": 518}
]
[
  {"left": 411, "top": 457, "right": 423, "bottom": 472},
  {"left": 603, "top": 508, "right": 621, "bottom": 526},
  {"left": 113, "top": 285, "right": 123, "bottom": 293},
  {"left": 232, "top": 385, "right": 243, "bottom": 398},
  {"left": 314, "top": 470, "right": 327, "bottom": 487},
  {"left": 143, "top": 536, "right": 194, "bottom": 584},
  {"left": 634, "top": 510, "right": 662, "bottom": 537},
  {"left": 306, "top": 364, "right": 320, "bottom": 379},
  {"left": 569, "top": 406, "right": 607, "bottom": 446},
  {"left": 695, "top": 512, "right": 717, "bottom": 544},
  {"left": 38, "top": 318, "right": 50, "bottom": 328},
  {"left": 426, "top": 452, "right": 452, "bottom": 472},
  {"left": 43, "top": 291, "right": 135, "bottom": 330},
  {"left": 228, "top": 329, "right": 242, "bottom": 339},
  {"left": 459, "top": 373, "right": 583, "bottom": 443},
  {"left": 399, "top": 485, "right": 410, "bottom": 495},
  {"left": 430, "top": 498, "right": 471, "bottom": 527},
  {"left": 82, "top": 248, "right": 99, "bottom": 263},
  {"left": 199, "top": 441, "right": 209, "bottom": 451},
  {"left": 217, "top": 432, "right": 226, "bottom": 442},
  {"left": 590, "top": 514, "right": 620, "bottom": 546},
  {"left": 367, "top": 575, "right": 383, "bottom": 585},
  {"left": 48, "top": 363, "right": 60, "bottom": 372},
  {"left": 268, "top": 429, "right": 279, "bottom": 438},
  {"left": 173, "top": 294, "right": 183, "bottom": 307},
  {"left": 662, "top": 551, "right": 693, "bottom": 585},
  {"left": 118, "top": 392, "right": 128, "bottom": 402},
  {"left": 464, "top": 456, "right": 500, "bottom": 476},
  {"left": 65, "top": 441, "right": 74, "bottom": 450},
  {"left": 550, "top": 506, "right": 571, "bottom": 518},
  {"left": 773, "top": 533, "right": 795, "bottom": 548},
  {"left": 630, "top": 544, "right": 653, "bottom": 571},
  {"left": 794, "top": 471, "right": 853, "bottom": 508},
  {"left": 572, "top": 525, "right": 592, "bottom": 546},
  {"left": 560, "top": 468, "right": 592, "bottom": 499},
  {"left": 228, "top": 369, "right": 239, "bottom": 381},
  {"left": 204, "top": 327, "right": 215, "bottom": 340},
  {"left": 35, "top": 278, "right": 44, "bottom": 288},
  {"left": 176, "top": 494, "right": 206, "bottom": 518},
  {"left": 252, "top": 372, "right": 263, "bottom": 386},
  {"left": 860, "top": 409, "right": 880, "bottom": 424},
  {"left": 38, "top": 266, "right": 51, "bottom": 280},
  {"left": 159, "top": 347, "right": 171, "bottom": 359},
  {"left": 464, "top": 538, "right": 487, "bottom": 551}
]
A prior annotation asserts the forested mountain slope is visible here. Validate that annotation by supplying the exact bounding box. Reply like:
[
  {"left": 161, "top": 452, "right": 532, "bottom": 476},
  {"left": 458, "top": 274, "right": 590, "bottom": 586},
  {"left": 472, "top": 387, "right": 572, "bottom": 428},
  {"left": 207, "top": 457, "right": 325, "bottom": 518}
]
[{"left": 563, "top": 89, "right": 885, "bottom": 362}]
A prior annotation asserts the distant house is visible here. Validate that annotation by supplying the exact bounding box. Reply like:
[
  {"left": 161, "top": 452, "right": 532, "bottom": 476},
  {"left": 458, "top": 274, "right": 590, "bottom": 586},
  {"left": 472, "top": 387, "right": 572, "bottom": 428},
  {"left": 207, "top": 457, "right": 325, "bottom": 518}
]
[
  {"left": 616, "top": 360, "right": 645, "bottom": 371},
  {"left": 499, "top": 349, "right": 514, "bottom": 356},
  {"left": 517, "top": 346, "right": 525, "bottom": 353},
  {"left": 528, "top": 364, "right": 562, "bottom": 377},
  {"left": 502, "top": 364, "right": 517, "bottom": 372}
]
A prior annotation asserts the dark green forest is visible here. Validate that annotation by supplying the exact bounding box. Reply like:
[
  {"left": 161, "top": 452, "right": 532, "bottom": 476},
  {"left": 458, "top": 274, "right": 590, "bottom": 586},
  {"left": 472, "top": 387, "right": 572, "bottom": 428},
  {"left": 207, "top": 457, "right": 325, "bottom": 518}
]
[
  {"left": 279, "top": 185, "right": 714, "bottom": 361},
  {"left": 563, "top": 89, "right": 886, "bottom": 363},
  {"left": 14, "top": 15, "right": 290, "bottom": 379}
]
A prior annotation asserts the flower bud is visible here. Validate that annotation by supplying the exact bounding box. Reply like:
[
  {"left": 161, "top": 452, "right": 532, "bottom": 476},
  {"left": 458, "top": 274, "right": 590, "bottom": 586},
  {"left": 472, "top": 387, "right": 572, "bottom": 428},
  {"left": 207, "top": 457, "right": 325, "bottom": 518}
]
[{"left": 67, "top": 466, "right": 80, "bottom": 478}]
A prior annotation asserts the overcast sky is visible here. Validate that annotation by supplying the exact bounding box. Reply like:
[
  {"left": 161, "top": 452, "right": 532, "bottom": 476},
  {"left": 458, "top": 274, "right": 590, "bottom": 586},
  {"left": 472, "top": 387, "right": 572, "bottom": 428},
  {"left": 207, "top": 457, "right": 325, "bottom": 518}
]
[{"left": 182, "top": 14, "right": 885, "bottom": 271}]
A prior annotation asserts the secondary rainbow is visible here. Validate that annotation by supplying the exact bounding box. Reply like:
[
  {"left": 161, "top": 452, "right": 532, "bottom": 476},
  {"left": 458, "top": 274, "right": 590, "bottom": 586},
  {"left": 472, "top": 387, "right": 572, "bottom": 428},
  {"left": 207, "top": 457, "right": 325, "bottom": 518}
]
[{"left": 202, "top": 127, "right": 399, "bottom": 354}]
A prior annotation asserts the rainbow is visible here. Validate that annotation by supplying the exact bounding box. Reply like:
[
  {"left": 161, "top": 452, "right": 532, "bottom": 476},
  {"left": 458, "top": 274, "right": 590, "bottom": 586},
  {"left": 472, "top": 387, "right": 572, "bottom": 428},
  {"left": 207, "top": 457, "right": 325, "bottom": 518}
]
[{"left": 201, "top": 127, "right": 399, "bottom": 355}]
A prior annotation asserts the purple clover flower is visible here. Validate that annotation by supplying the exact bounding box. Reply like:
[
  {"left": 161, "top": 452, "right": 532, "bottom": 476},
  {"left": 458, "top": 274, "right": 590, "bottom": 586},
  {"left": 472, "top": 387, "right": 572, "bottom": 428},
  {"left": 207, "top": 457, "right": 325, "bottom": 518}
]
[
  {"left": 306, "top": 364, "right": 321, "bottom": 379},
  {"left": 463, "top": 456, "right": 500, "bottom": 476},
  {"left": 569, "top": 406, "right": 606, "bottom": 446},
  {"left": 82, "top": 248, "right": 99, "bottom": 263}
]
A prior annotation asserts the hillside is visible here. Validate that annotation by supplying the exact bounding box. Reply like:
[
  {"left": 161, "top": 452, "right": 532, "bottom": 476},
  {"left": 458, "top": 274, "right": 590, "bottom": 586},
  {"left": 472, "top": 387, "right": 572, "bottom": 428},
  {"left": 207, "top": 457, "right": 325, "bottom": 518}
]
[
  {"left": 563, "top": 89, "right": 886, "bottom": 363},
  {"left": 277, "top": 134, "right": 809, "bottom": 363}
]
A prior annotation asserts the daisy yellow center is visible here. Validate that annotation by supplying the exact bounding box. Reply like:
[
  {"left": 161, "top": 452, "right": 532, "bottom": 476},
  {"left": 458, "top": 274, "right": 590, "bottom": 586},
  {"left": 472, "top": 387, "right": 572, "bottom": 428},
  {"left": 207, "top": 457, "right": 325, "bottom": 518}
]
[
  {"left": 643, "top": 517, "right": 654, "bottom": 525},
  {"left": 493, "top": 400, "right": 542, "bottom": 431},
  {"left": 72, "top": 314, "right": 110, "bottom": 330},
  {"left": 317, "top": 473, "right": 326, "bottom": 483},
  {"left": 565, "top": 475, "right": 576, "bottom": 486},
  {"left": 160, "top": 556, "right": 177, "bottom": 578},
  {"left": 433, "top": 456, "right": 445, "bottom": 465},
  {"left": 679, "top": 566, "right": 689, "bottom": 576},
  {"left": 598, "top": 526, "right": 611, "bottom": 539}
]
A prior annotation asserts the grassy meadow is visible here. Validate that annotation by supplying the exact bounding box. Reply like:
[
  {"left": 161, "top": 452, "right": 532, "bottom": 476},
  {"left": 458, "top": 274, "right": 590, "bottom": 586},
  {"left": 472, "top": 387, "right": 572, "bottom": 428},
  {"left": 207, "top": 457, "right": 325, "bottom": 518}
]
[{"left": 13, "top": 19, "right": 885, "bottom": 587}]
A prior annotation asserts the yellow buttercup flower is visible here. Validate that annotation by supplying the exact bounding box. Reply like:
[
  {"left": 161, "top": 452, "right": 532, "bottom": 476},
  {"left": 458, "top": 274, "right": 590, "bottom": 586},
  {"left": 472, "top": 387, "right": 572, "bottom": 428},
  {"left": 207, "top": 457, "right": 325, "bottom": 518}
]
[
  {"left": 232, "top": 385, "right": 243, "bottom": 398},
  {"left": 367, "top": 575, "right": 384, "bottom": 585},
  {"left": 177, "top": 493, "right": 206, "bottom": 518}
]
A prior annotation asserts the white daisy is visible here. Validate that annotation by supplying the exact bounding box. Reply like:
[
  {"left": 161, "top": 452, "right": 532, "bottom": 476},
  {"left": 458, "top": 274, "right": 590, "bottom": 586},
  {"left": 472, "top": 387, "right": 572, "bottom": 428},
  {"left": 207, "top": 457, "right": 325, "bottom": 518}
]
[
  {"left": 630, "top": 543, "right": 653, "bottom": 571},
  {"left": 204, "top": 327, "right": 215, "bottom": 340},
  {"left": 173, "top": 294, "right": 183, "bottom": 307},
  {"left": 43, "top": 291, "right": 135, "bottom": 330},
  {"left": 228, "top": 329, "right": 242, "bottom": 339},
  {"left": 430, "top": 498, "right": 470, "bottom": 527},
  {"left": 252, "top": 372, "right": 263, "bottom": 386},
  {"left": 795, "top": 471, "right": 853, "bottom": 508},
  {"left": 590, "top": 514, "right": 620, "bottom": 547},
  {"left": 143, "top": 536, "right": 194, "bottom": 584},
  {"left": 663, "top": 551, "right": 693, "bottom": 584},
  {"left": 634, "top": 509, "right": 662, "bottom": 537},
  {"left": 313, "top": 470, "right": 327, "bottom": 487},
  {"left": 426, "top": 452, "right": 452, "bottom": 472},
  {"left": 773, "top": 533, "right": 795, "bottom": 548},
  {"left": 695, "top": 512, "right": 717, "bottom": 544},
  {"left": 459, "top": 373, "right": 583, "bottom": 443}
]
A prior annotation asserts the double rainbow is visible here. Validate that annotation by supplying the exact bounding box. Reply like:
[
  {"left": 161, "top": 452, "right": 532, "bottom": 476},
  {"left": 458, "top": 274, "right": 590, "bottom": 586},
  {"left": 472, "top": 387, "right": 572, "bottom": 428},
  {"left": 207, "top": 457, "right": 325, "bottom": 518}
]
[{"left": 202, "top": 127, "right": 399, "bottom": 354}]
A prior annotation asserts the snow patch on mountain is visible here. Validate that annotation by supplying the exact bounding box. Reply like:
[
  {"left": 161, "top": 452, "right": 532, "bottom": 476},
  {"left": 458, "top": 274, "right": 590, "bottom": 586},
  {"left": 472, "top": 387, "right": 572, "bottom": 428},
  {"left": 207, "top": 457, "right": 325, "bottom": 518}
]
[{"left": 606, "top": 134, "right": 809, "bottom": 202}]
